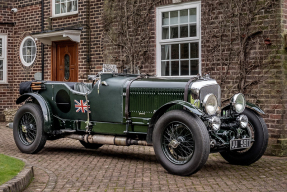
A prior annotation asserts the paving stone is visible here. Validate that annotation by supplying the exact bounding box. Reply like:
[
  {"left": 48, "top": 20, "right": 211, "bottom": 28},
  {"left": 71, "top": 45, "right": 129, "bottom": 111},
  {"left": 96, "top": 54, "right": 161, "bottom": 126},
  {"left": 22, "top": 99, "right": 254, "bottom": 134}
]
[{"left": 0, "top": 122, "right": 287, "bottom": 191}]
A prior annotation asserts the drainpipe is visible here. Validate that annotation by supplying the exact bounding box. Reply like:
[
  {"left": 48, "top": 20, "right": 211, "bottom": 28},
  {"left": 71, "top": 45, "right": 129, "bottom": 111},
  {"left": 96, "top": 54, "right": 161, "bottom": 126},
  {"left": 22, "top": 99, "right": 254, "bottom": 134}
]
[
  {"left": 86, "top": 0, "right": 91, "bottom": 76},
  {"left": 41, "top": 0, "right": 44, "bottom": 80}
]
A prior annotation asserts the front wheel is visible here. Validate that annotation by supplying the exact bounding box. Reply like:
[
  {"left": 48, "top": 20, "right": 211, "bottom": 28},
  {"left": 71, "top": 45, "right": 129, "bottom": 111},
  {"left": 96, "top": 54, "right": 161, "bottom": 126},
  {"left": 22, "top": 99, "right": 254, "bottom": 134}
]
[
  {"left": 153, "top": 110, "right": 210, "bottom": 176},
  {"left": 13, "top": 103, "right": 47, "bottom": 154},
  {"left": 220, "top": 108, "right": 268, "bottom": 165}
]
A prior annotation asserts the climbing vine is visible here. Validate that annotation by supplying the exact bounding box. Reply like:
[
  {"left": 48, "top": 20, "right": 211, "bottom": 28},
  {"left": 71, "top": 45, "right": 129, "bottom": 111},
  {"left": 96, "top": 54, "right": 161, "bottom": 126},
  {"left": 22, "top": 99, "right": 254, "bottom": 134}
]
[
  {"left": 103, "top": 0, "right": 163, "bottom": 74},
  {"left": 102, "top": 0, "right": 281, "bottom": 102},
  {"left": 201, "top": 0, "right": 281, "bottom": 102}
]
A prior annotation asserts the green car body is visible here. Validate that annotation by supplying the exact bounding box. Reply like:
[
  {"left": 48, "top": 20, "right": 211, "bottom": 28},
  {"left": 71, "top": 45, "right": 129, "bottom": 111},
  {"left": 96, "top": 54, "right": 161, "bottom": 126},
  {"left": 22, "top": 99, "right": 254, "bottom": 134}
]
[{"left": 13, "top": 73, "right": 268, "bottom": 176}]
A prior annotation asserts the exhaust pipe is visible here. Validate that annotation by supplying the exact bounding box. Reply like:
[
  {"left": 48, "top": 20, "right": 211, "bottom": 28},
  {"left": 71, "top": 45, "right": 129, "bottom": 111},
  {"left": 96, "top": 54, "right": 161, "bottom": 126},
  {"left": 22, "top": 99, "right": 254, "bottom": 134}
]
[{"left": 65, "top": 134, "right": 152, "bottom": 146}]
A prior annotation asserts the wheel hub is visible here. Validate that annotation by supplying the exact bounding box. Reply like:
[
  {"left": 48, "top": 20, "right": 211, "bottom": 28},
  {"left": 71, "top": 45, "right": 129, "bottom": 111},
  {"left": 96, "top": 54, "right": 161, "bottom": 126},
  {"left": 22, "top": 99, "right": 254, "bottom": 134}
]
[
  {"left": 169, "top": 139, "right": 180, "bottom": 149},
  {"left": 22, "top": 125, "right": 27, "bottom": 133}
]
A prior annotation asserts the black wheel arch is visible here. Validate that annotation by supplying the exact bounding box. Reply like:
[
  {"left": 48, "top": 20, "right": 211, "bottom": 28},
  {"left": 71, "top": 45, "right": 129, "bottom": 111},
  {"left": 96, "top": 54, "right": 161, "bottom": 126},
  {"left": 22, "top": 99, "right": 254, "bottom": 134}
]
[
  {"left": 146, "top": 100, "right": 203, "bottom": 144},
  {"left": 16, "top": 93, "right": 53, "bottom": 134}
]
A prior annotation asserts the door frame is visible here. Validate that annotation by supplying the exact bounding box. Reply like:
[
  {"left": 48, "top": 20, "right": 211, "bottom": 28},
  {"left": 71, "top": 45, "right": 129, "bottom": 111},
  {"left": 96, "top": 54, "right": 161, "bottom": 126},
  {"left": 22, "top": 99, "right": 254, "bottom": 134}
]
[{"left": 51, "top": 40, "right": 79, "bottom": 81}]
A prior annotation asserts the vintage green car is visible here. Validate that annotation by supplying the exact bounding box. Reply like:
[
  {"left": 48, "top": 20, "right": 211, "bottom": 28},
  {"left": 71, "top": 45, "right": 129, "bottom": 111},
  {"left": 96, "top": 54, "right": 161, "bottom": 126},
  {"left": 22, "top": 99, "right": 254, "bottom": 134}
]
[{"left": 13, "top": 72, "right": 268, "bottom": 176}]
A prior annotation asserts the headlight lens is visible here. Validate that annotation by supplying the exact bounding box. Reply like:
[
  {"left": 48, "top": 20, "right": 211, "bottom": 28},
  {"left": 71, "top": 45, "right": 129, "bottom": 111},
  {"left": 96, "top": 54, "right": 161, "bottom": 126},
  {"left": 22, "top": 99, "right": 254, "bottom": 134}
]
[
  {"left": 203, "top": 94, "right": 218, "bottom": 115},
  {"left": 209, "top": 116, "right": 221, "bottom": 131},
  {"left": 231, "top": 93, "right": 246, "bottom": 114},
  {"left": 237, "top": 115, "right": 248, "bottom": 128}
]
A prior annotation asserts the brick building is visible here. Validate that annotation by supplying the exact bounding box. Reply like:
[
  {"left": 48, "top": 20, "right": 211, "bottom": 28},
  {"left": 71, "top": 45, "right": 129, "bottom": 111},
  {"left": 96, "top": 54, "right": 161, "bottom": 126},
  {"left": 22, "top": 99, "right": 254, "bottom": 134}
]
[{"left": 0, "top": 0, "right": 286, "bottom": 156}]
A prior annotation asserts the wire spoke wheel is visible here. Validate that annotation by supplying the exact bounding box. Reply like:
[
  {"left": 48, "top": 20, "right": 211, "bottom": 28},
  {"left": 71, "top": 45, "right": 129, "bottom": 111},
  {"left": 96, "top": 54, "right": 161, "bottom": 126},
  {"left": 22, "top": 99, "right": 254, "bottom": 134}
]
[
  {"left": 18, "top": 112, "right": 37, "bottom": 146},
  {"left": 162, "top": 121, "right": 195, "bottom": 165},
  {"left": 220, "top": 109, "right": 268, "bottom": 165},
  {"left": 237, "top": 122, "right": 255, "bottom": 153},
  {"left": 14, "top": 103, "right": 47, "bottom": 154}
]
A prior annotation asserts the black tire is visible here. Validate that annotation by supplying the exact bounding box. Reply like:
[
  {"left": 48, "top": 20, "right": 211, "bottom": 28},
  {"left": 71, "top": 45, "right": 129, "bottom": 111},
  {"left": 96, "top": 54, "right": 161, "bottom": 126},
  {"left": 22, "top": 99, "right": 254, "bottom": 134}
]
[
  {"left": 13, "top": 103, "right": 47, "bottom": 154},
  {"left": 153, "top": 110, "right": 210, "bottom": 176},
  {"left": 79, "top": 140, "right": 103, "bottom": 149},
  {"left": 220, "top": 108, "right": 268, "bottom": 165}
]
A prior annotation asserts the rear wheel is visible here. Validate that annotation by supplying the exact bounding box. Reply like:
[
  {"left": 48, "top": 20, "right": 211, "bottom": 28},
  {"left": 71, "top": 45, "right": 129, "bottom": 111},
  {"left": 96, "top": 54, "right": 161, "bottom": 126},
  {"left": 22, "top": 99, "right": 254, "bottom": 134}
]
[
  {"left": 153, "top": 110, "right": 210, "bottom": 176},
  {"left": 220, "top": 109, "right": 268, "bottom": 165},
  {"left": 13, "top": 103, "right": 47, "bottom": 154},
  {"left": 79, "top": 140, "right": 103, "bottom": 149}
]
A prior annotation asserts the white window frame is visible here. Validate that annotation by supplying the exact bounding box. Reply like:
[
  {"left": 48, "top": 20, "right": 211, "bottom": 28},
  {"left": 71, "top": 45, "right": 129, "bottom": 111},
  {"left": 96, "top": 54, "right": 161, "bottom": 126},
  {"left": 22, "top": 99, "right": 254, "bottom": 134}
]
[
  {"left": 19, "top": 36, "right": 37, "bottom": 67},
  {"left": 156, "top": 2, "right": 201, "bottom": 77},
  {"left": 52, "top": 0, "right": 78, "bottom": 17},
  {"left": 0, "top": 34, "right": 7, "bottom": 84}
]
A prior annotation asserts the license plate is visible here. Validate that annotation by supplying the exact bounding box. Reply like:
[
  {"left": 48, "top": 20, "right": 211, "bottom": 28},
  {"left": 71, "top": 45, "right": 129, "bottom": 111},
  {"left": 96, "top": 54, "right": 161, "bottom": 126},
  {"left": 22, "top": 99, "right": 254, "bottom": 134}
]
[{"left": 230, "top": 138, "right": 251, "bottom": 150}]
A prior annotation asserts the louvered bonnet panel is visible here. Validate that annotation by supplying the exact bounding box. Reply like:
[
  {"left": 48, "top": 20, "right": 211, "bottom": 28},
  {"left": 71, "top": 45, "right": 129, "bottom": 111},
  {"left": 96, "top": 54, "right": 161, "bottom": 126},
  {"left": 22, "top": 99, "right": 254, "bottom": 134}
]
[{"left": 129, "top": 88, "right": 184, "bottom": 114}]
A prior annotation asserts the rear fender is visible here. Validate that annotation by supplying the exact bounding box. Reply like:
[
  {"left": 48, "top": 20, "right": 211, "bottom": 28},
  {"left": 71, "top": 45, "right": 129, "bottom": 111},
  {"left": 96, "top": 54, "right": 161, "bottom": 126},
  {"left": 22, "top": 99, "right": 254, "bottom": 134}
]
[
  {"left": 16, "top": 93, "right": 53, "bottom": 134},
  {"left": 146, "top": 100, "right": 203, "bottom": 143}
]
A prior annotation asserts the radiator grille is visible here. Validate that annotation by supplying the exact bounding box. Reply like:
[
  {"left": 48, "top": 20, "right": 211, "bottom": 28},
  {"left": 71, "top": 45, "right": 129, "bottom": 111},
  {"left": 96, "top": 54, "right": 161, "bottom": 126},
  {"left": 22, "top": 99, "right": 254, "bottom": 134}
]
[{"left": 129, "top": 88, "right": 184, "bottom": 113}]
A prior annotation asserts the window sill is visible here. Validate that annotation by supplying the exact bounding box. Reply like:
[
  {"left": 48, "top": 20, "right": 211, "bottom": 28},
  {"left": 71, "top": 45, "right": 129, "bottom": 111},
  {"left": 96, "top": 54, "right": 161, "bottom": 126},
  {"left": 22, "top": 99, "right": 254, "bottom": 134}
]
[
  {"left": 50, "top": 13, "right": 78, "bottom": 19},
  {"left": 0, "top": 82, "right": 9, "bottom": 85}
]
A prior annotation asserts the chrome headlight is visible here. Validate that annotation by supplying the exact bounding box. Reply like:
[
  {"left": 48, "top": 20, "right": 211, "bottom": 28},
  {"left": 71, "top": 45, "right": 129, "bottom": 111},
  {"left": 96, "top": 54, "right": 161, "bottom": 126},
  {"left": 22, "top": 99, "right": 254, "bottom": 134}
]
[
  {"left": 209, "top": 116, "right": 221, "bottom": 131},
  {"left": 237, "top": 115, "right": 248, "bottom": 128},
  {"left": 231, "top": 93, "right": 246, "bottom": 114},
  {"left": 203, "top": 94, "right": 218, "bottom": 115}
]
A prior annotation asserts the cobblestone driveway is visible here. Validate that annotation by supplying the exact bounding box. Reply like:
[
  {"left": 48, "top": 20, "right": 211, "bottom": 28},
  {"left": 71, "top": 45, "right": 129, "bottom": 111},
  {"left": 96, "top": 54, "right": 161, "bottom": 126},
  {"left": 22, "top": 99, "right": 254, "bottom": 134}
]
[{"left": 0, "top": 123, "right": 286, "bottom": 192}]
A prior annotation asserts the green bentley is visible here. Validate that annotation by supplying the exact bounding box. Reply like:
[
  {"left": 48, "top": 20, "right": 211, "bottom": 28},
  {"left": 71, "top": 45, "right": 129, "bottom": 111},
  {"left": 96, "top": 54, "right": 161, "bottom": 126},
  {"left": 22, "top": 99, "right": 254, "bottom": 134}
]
[{"left": 13, "top": 72, "right": 268, "bottom": 176}]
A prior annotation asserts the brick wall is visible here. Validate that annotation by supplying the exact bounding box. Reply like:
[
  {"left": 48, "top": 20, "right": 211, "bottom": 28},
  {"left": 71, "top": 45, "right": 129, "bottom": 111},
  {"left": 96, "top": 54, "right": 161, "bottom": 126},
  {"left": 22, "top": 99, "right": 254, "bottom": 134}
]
[{"left": 0, "top": 1, "right": 16, "bottom": 118}]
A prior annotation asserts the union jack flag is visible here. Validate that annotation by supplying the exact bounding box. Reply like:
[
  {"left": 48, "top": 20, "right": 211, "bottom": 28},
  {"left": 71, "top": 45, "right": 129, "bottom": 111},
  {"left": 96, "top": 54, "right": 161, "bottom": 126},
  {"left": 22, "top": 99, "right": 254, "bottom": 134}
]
[{"left": 74, "top": 100, "right": 90, "bottom": 113}]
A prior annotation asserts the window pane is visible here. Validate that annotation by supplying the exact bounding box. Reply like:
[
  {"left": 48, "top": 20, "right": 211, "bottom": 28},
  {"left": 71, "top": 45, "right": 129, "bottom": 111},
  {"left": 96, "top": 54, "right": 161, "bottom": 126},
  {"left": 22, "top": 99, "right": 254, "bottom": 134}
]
[
  {"left": 0, "top": 71, "right": 3, "bottom": 81},
  {"left": 64, "top": 54, "right": 70, "bottom": 80},
  {"left": 190, "top": 60, "right": 199, "bottom": 75},
  {"left": 0, "top": 60, "right": 3, "bottom": 70},
  {"left": 27, "top": 47, "right": 31, "bottom": 56},
  {"left": 190, "top": 43, "right": 199, "bottom": 58},
  {"left": 161, "top": 61, "right": 169, "bottom": 76},
  {"left": 0, "top": 38, "right": 2, "bottom": 47},
  {"left": 171, "top": 44, "right": 179, "bottom": 59},
  {"left": 55, "top": 0, "right": 60, "bottom": 3},
  {"left": 180, "top": 44, "right": 189, "bottom": 59},
  {"left": 190, "top": 25, "right": 196, "bottom": 37},
  {"left": 22, "top": 47, "right": 26, "bottom": 55},
  {"left": 180, "top": 9, "right": 188, "bottom": 23},
  {"left": 0, "top": 48, "right": 2, "bottom": 57},
  {"left": 26, "top": 56, "right": 31, "bottom": 63},
  {"left": 181, "top": 60, "right": 189, "bottom": 75},
  {"left": 170, "top": 26, "right": 178, "bottom": 38},
  {"left": 161, "top": 45, "right": 169, "bottom": 60},
  {"left": 170, "top": 11, "right": 178, "bottom": 25},
  {"left": 189, "top": 8, "right": 197, "bottom": 23},
  {"left": 32, "top": 47, "right": 36, "bottom": 55},
  {"left": 171, "top": 61, "right": 179, "bottom": 76},
  {"left": 162, "top": 12, "right": 169, "bottom": 25},
  {"left": 27, "top": 40, "right": 32, "bottom": 46},
  {"left": 61, "top": 2, "right": 66, "bottom": 13},
  {"left": 67, "top": 1, "right": 72, "bottom": 12},
  {"left": 73, "top": 1, "right": 77, "bottom": 11},
  {"left": 180, "top": 25, "right": 188, "bottom": 38},
  {"left": 55, "top": 3, "right": 60, "bottom": 14},
  {"left": 162, "top": 27, "right": 169, "bottom": 39}
]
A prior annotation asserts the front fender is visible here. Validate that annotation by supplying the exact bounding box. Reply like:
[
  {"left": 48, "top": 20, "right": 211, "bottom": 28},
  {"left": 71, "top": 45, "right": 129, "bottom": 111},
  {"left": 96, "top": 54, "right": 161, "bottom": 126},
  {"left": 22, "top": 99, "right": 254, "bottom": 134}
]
[
  {"left": 146, "top": 100, "right": 203, "bottom": 144},
  {"left": 16, "top": 93, "right": 53, "bottom": 134},
  {"left": 150, "top": 100, "right": 203, "bottom": 126},
  {"left": 221, "top": 101, "right": 265, "bottom": 115}
]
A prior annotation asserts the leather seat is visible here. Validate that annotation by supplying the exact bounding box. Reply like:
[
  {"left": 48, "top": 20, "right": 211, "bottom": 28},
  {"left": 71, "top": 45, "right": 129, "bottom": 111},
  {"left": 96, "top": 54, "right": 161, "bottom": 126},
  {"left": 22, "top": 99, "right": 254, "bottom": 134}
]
[{"left": 74, "top": 82, "right": 92, "bottom": 94}]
